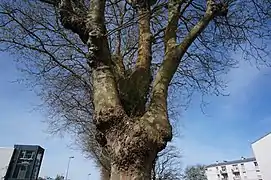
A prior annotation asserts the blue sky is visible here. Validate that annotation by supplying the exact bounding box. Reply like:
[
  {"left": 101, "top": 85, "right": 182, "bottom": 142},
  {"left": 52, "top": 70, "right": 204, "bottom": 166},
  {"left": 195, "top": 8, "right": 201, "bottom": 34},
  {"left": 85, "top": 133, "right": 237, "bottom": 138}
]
[{"left": 1, "top": 50, "right": 271, "bottom": 179}]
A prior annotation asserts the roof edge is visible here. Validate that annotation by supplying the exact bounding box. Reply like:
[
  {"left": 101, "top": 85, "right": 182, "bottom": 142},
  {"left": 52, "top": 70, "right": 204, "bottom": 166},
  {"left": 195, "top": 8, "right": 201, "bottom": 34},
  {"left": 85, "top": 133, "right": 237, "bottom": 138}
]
[
  {"left": 251, "top": 132, "right": 271, "bottom": 145},
  {"left": 206, "top": 157, "right": 256, "bottom": 168}
]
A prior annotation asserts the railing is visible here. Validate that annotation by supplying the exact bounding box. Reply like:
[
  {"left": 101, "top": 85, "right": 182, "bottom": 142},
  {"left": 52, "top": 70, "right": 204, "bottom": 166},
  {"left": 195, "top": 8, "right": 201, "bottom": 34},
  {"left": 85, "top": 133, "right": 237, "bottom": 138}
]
[
  {"left": 232, "top": 167, "right": 240, "bottom": 173},
  {"left": 220, "top": 169, "right": 227, "bottom": 174},
  {"left": 19, "top": 157, "right": 33, "bottom": 161}
]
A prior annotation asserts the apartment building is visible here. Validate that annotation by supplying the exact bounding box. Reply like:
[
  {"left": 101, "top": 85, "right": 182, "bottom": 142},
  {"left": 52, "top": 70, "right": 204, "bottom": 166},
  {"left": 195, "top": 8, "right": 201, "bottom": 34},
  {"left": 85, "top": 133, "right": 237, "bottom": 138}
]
[
  {"left": 0, "top": 148, "right": 14, "bottom": 180},
  {"left": 252, "top": 132, "right": 271, "bottom": 180},
  {"left": 205, "top": 157, "right": 262, "bottom": 180},
  {"left": 0, "top": 145, "right": 44, "bottom": 180}
]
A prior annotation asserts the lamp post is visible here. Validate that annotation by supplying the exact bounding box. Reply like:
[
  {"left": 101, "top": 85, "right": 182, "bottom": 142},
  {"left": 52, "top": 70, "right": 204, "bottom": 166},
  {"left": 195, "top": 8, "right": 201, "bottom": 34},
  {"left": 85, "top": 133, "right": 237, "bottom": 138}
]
[
  {"left": 87, "top": 173, "right": 91, "bottom": 180},
  {"left": 65, "top": 156, "right": 74, "bottom": 180}
]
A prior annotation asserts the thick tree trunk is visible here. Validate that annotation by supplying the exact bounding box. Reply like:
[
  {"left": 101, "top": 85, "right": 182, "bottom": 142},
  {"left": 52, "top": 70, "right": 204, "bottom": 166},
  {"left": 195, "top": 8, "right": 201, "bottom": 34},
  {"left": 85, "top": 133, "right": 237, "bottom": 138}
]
[
  {"left": 110, "top": 162, "right": 153, "bottom": 180},
  {"left": 94, "top": 108, "right": 172, "bottom": 180}
]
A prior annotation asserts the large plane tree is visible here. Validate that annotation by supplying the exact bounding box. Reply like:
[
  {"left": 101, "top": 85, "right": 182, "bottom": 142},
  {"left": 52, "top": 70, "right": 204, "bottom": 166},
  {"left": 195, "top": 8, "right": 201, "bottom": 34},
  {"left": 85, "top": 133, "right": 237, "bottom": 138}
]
[{"left": 0, "top": 0, "right": 270, "bottom": 179}]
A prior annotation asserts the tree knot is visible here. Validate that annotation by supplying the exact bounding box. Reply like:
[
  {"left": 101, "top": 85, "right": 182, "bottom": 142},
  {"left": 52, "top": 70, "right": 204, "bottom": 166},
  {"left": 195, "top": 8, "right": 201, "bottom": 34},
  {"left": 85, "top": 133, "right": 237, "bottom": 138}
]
[
  {"left": 207, "top": 0, "right": 228, "bottom": 17},
  {"left": 108, "top": 115, "right": 172, "bottom": 171},
  {"left": 93, "top": 106, "right": 127, "bottom": 132}
]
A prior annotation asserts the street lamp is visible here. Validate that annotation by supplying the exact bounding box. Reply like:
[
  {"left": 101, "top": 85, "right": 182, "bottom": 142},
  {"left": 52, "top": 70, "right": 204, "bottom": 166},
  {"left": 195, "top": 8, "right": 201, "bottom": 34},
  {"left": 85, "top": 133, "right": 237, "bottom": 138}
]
[
  {"left": 65, "top": 156, "right": 74, "bottom": 180},
  {"left": 87, "top": 173, "right": 91, "bottom": 180}
]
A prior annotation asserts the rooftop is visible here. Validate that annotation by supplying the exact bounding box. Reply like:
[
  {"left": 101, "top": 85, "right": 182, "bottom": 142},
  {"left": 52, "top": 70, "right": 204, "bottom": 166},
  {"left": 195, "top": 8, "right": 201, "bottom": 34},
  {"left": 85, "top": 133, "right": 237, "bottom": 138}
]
[
  {"left": 0, "top": 147, "right": 14, "bottom": 149},
  {"left": 251, "top": 132, "right": 271, "bottom": 145},
  {"left": 206, "top": 157, "right": 256, "bottom": 168}
]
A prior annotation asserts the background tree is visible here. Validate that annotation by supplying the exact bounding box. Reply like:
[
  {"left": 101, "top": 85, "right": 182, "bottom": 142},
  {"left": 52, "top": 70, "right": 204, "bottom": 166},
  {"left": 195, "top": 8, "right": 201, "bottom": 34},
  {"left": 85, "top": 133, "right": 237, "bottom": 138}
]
[
  {"left": 0, "top": 0, "right": 270, "bottom": 179},
  {"left": 152, "top": 145, "right": 182, "bottom": 180},
  {"left": 38, "top": 177, "right": 46, "bottom": 180},
  {"left": 55, "top": 175, "right": 65, "bottom": 180},
  {"left": 182, "top": 165, "right": 207, "bottom": 180},
  {"left": 38, "top": 175, "right": 65, "bottom": 180}
]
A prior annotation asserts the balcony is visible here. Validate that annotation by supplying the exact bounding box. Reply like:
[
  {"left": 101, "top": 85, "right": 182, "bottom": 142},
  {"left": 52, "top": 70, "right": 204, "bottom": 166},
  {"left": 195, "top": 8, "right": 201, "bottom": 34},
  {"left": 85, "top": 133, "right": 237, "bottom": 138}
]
[
  {"left": 18, "top": 161, "right": 30, "bottom": 166},
  {"left": 220, "top": 169, "right": 227, "bottom": 174},
  {"left": 19, "top": 157, "right": 33, "bottom": 161},
  {"left": 232, "top": 167, "right": 240, "bottom": 173}
]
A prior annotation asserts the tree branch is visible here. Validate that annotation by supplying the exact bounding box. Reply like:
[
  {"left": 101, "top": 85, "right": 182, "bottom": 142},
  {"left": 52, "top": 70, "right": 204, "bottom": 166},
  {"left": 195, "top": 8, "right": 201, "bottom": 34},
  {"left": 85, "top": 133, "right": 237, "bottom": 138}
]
[
  {"left": 40, "top": 0, "right": 89, "bottom": 43},
  {"left": 59, "top": 0, "right": 88, "bottom": 43},
  {"left": 87, "top": 0, "right": 122, "bottom": 116},
  {"left": 150, "top": 0, "right": 226, "bottom": 109},
  {"left": 39, "top": 0, "right": 60, "bottom": 6},
  {"left": 164, "top": 0, "right": 184, "bottom": 52},
  {"left": 135, "top": 6, "right": 152, "bottom": 72}
]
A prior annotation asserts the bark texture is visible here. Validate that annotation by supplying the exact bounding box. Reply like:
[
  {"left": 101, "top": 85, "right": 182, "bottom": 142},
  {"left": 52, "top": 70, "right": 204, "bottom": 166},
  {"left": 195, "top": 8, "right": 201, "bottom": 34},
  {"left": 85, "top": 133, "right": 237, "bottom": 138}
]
[{"left": 100, "top": 166, "right": 111, "bottom": 180}]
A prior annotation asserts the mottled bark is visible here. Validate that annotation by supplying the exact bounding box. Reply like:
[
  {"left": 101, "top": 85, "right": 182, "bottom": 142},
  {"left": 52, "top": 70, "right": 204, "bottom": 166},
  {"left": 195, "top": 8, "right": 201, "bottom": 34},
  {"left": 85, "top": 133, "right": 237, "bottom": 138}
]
[
  {"left": 136, "top": 5, "right": 152, "bottom": 70},
  {"left": 150, "top": 0, "right": 225, "bottom": 109},
  {"left": 100, "top": 166, "right": 111, "bottom": 180},
  {"left": 117, "top": 4, "right": 152, "bottom": 117},
  {"left": 86, "top": 1, "right": 171, "bottom": 179},
  {"left": 87, "top": 0, "right": 121, "bottom": 114},
  {"left": 110, "top": 161, "right": 153, "bottom": 180}
]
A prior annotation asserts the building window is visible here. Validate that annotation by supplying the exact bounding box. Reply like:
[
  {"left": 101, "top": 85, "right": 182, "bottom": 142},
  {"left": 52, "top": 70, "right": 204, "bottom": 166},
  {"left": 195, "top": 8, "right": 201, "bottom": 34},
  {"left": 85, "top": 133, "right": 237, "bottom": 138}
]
[
  {"left": 256, "top": 170, "right": 260, "bottom": 172},
  {"left": 25, "top": 151, "right": 34, "bottom": 159},
  {"left": 19, "top": 151, "right": 26, "bottom": 159},
  {"left": 20, "top": 166, "right": 26, "bottom": 171},
  {"left": 232, "top": 164, "right": 238, "bottom": 171},
  {"left": 234, "top": 174, "right": 241, "bottom": 178},
  {"left": 221, "top": 166, "right": 226, "bottom": 171},
  {"left": 221, "top": 173, "right": 228, "bottom": 180},
  {"left": 254, "top": 162, "right": 258, "bottom": 166},
  {"left": 17, "top": 165, "right": 27, "bottom": 179}
]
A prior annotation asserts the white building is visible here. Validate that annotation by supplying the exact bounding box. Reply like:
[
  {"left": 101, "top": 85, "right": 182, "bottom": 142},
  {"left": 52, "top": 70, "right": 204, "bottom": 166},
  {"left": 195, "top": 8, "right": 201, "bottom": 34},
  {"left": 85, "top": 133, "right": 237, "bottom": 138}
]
[
  {"left": 205, "top": 157, "right": 262, "bottom": 180},
  {"left": 252, "top": 132, "right": 271, "bottom": 180},
  {"left": 0, "top": 147, "right": 14, "bottom": 180}
]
